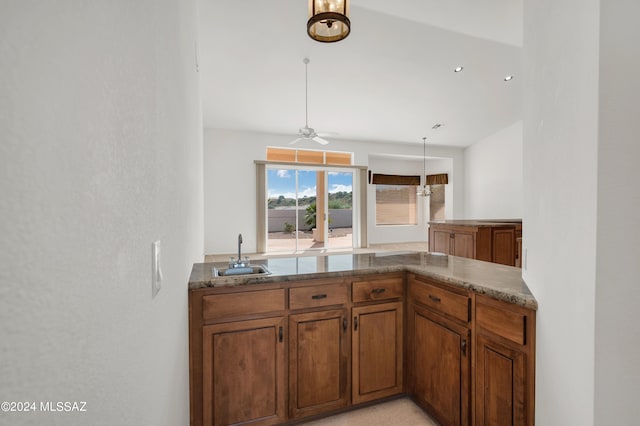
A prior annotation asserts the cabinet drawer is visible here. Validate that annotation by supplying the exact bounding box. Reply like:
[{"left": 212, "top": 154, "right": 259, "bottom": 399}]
[
  {"left": 476, "top": 299, "right": 527, "bottom": 345},
  {"left": 409, "top": 277, "right": 469, "bottom": 323},
  {"left": 289, "top": 283, "right": 348, "bottom": 310},
  {"left": 352, "top": 277, "right": 404, "bottom": 303},
  {"left": 202, "top": 289, "right": 285, "bottom": 321}
]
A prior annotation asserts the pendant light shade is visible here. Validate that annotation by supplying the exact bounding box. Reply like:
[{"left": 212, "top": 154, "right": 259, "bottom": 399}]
[{"left": 307, "top": 0, "right": 350, "bottom": 43}]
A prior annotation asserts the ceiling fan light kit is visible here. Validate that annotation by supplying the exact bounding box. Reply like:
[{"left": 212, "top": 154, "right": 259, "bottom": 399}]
[{"left": 307, "top": 0, "right": 350, "bottom": 43}]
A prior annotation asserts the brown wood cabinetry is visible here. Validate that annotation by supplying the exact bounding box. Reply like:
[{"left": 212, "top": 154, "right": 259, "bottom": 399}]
[
  {"left": 288, "top": 280, "right": 350, "bottom": 419},
  {"left": 408, "top": 275, "right": 471, "bottom": 426},
  {"left": 352, "top": 301, "right": 403, "bottom": 404},
  {"left": 202, "top": 318, "right": 286, "bottom": 426},
  {"left": 289, "top": 308, "right": 349, "bottom": 419},
  {"left": 474, "top": 295, "right": 536, "bottom": 426},
  {"left": 431, "top": 228, "right": 476, "bottom": 259},
  {"left": 429, "top": 221, "right": 520, "bottom": 267},
  {"left": 189, "top": 271, "right": 535, "bottom": 426}
]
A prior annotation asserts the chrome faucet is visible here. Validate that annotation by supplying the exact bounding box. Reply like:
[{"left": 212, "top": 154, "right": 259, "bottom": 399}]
[{"left": 229, "top": 233, "right": 249, "bottom": 268}]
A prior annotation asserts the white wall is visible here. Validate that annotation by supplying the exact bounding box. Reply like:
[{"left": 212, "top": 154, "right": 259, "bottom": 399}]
[
  {"left": 464, "top": 121, "right": 523, "bottom": 219},
  {"left": 594, "top": 2, "right": 640, "bottom": 424},
  {"left": 426, "top": 158, "right": 456, "bottom": 220},
  {"left": 523, "top": 1, "right": 599, "bottom": 425},
  {"left": 204, "top": 128, "right": 464, "bottom": 253},
  {"left": 0, "top": 2, "right": 203, "bottom": 426}
]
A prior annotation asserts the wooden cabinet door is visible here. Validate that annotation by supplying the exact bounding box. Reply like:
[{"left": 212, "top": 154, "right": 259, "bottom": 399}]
[
  {"left": 452, "top": 232, "right": 475, "bottom": 259},
  {"left": 431, "top": 229, "right": 452, "bottom": 254},
  {"left": 289, "top": 309, "right": 349, "bottom": 419},
  {"left": 202, "top": 317, "right": 286, "bottom": 426},
  {"left": 408, "top": 304, "right": 470, "bottom": 426},
  {"left": 352, "top": 302, "right": 403, "bottom": 404},
  {"left": 475, "top": 335, "right": 527, "bottom": 426},
  {"left": 492, "top": 228, "right": 516, "bottom": 266}
]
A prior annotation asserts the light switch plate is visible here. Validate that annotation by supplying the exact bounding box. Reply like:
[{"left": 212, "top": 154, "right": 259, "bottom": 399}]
[{"left": 152, "top": 240, "right": 162, "bottom": 298}]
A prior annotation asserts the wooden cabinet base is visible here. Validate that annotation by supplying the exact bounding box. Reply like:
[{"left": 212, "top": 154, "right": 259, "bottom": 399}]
[
  {"left": 429, "top": 221, "right": 520, "bottom": 267},
  {"left": 352, "top": 302, "right": 403, "bottom": 404},
  {"left": 189, "top": 273, "right": 535, "bottom": 426},
  {"left": 289, "top": 309, "right": 349, "bottom": 419},
  {"left": 202, "top": 318, "right": 286, "bottom": 426}
]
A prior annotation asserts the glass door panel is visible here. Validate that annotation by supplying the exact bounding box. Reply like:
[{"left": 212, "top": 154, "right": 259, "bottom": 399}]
[
  {"left": 297, "top": 170, "right": 318, "bottom": 251},
  {"left": 267, "top": 168, "right": 298, "bottom": 253},
  {"left": 326, "top": 171, "right": 353, "bottom": 249}
]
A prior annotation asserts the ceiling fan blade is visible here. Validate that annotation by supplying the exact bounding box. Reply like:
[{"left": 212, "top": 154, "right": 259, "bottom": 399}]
[
  {"left": 316, "top": 132, "right": 338, "bottom": 137},
  {"left": 312, "top": 136, "right": 329, "bottom": 145},
  {"left": 289, "top": 138, "right": 304, "bottom": 145}
]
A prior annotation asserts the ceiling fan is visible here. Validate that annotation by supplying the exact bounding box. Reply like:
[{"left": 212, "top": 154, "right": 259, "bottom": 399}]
[{"left": 290, "top": 58, "right": 330, "bottom": 145}]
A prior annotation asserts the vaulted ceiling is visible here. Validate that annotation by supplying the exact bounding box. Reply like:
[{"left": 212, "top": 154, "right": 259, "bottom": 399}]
[{"left": 198, "top": 0, "right": 522, "bottom": 147}]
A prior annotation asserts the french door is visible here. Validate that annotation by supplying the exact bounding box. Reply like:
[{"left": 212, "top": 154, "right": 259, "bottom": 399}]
[{"left": 266, "top": 166, "right": 354, "bottom": 253}]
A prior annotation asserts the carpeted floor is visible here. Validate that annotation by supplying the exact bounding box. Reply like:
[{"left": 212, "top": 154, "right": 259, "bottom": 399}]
[{"left": 301, "top": 398, "right": 437, "bottom": 426}]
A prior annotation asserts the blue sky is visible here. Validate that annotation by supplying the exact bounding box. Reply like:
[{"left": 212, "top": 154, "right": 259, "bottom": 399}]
[{"left": 267, "top": 169, "right": 353, "bottom": 199}]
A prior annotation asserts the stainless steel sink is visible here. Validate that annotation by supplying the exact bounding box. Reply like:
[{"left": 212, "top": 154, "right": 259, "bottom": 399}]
[{"left": 212, "top": 264, "right": 272, "bottom": 277}]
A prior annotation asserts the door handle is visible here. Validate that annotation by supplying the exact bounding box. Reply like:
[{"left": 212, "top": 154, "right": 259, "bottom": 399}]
[
  {"left": 278, "top": 326, "right": 283, "bottom": 343},
  {"left": 461, "top": 338, "right": 467, "bottom": 356},
  {"left": 343, "top": 318, "right": 348, "bottom": 332},
  {"left": 354, "top": 316, "right": 358, "bottom": 331}
]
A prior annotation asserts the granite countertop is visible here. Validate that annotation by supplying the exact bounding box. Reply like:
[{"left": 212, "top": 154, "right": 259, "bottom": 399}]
[
  {"left": 428, "top": 219, "right": 522, "bottom": 227},
  {"left": 189, "top": 251, "right": 537, "bottom": 310}
]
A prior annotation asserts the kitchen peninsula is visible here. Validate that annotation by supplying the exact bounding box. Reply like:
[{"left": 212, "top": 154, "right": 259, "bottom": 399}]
[
  {"left": 429, "top": 220, "right": 523, "bottom": 267},
  {"left": 189, "top": 252, "right": 536, "bottom": 426}
]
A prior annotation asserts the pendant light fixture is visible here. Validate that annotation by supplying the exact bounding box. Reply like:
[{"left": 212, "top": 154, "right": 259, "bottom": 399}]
[
  {"left": 307, "top": 0, "right": 350, "bottom": 43},
  {"left": 417, "top": 137, "right": 432, "bottom": 197}
]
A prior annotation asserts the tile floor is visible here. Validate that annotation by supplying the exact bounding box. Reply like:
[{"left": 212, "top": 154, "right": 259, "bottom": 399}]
[
  {"left": 301, "top": 398, "right": 437, "bottom": 426},
  {"left": 204, "top": 241, "right": 429, "bottom": 263}
]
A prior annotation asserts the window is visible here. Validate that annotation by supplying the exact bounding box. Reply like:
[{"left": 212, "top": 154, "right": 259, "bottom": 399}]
[
  {"left": 375, "top": 185, "right": 417, "bottom": 225},
  {"left": 266, "top": 147, "right": 353, "bottom": 165}
]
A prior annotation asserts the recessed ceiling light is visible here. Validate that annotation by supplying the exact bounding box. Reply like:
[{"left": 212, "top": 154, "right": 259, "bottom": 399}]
[
  {"left": 504, "top": 75, "right": 514, "bottom": 81},
  {"left": 432, "top": 123, "right": 444, "bottom": 130},
  {"left": 454, "top": 66, "right": 463, "bottom": 73}
]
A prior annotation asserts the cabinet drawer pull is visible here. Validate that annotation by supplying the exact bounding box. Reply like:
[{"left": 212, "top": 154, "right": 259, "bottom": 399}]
[
  {"left": 428, "top": 294, "right": 441, "bottom": 303},
  {"left": 278, "top": 326, "right": 283, "bottom": 343},
  {"left": 371, "top": 288, "right": 386, "bottom": 295},
  {"left": 343, "top": 318, "right": 348, "bottom": 332},
  {"left": 354, "top": 316, "right": 358, "bottom": 331},
  {"left": 461, "top": 338, "right": 467, "bottom": 356},
  {"left": 311, "top": 294, "right": 327, "bottom": 300}
]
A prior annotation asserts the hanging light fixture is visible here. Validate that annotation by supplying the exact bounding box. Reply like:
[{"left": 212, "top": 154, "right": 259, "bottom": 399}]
[
  {"left": 417, "top": 137, "right": 432, "bottom": 197},
  {"left": 307, "top": 0, "right": 350, "bottom": 43}
]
